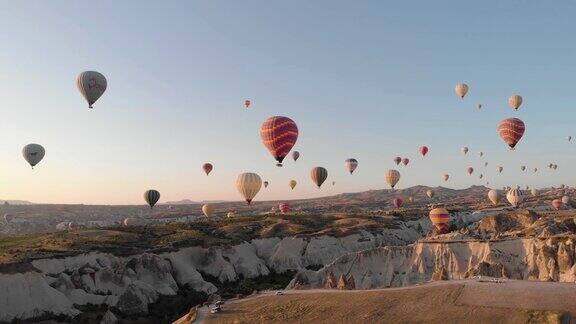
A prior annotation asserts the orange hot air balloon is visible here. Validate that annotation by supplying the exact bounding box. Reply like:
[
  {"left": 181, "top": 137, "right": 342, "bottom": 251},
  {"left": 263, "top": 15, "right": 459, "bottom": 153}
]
[
  {"left": 244, "top": 99, "right": 251, "bottom": 108},
  {"left": 392, "top": 197, "right": 403, "bottom": 208},
  {"left": 420, "top": 146, "right": 429, "bottom": 157},
  {"left": 394, "top": 157, "right": 402, "bottom": 165},
  {"left": 467, "top": 167, "right": 474, "bottom": 175},
  {"left": 292, "top": 151, "right": 300, "bottom": 162},
  {"left": 402, "top": 158, "right": 409, "bottom": 166},
  {"left": 498, "top": 118, "right": 525, "bottom": 149},
  {"left": 279, "top": 202, "right": 290, "bottom": 214},
  {"left": 552, "top": 199, "right": 563, "bottom": 210},
  {"left": 202, "top": 163, "right": 213, "bottom": 175},
  {"left": 429, "top": 208, "right": 450, "bottom": 233},
  {"left": 310, "top": 167, "right": 328, "bottom": 188},
  {"left": 385, "top": 169, "right": 401, "bottom": 188},
  {"left": 260, "top": 116, "right": 299, "bottom": 167}
]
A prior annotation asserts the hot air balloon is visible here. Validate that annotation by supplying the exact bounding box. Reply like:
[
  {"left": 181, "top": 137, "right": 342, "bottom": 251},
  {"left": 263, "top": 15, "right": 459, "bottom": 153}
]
[
  {"left": 455, "top": 83, "right": 469, "bottom": 98},
  {"left": 498, "top": 166, "right": 503, "bottom": 173},
  {"left": 289, "top": 180, "right": 297, "bottom": 190},
  {"left": 264, "top": 181, "right": 269, "bottom": 188},
  {"left": 443, "top": 174, "right": 449, "bottom": 182},
  {"left": 553, "top": 164, "right": 558, "bottom": 170},
  {"left": 506, "top": 189, "right": 524, "bottom": 208},
  {"left": 552, "top": 199, "right": 563, "bottom": 210},
  {"left": 488, "top": 189, "right": 500, "bottom": 205},
  {"left": 292, "top": 151, "right": 300, "bottom": 162},
  {"left": 227, "top": 212, "right": 236, "bottom": 218},
  {"left": 534, "top": 167, "right": 538, "bottom": 173},
  {"left": 562, "top": 196, "right": 570, "bottom": 205},
  {"left": 345, "top": 158, "right": 358, "bottom": 174},
  {"left": 279, "top": 202, "right": 290, "bottom": 214},
  {"left": 202, "top": 163, "right": 213, "bottom": 175},
  {"left": 310, "top": 167, "right": 328, "bottom": 188},
  {"left": 479, "top": 174, "right": 484, "bottom": 179},
  {"left": 202, "top": 204, "right": 214, "bottom": 217},
  {"left": 498, "top": 118, "right": 525, "bottom": 149},
  {"left": 420, "top": 146, "right": 429, "bottom": 157},
  {"left": 478, "top": 104, "right": 482, "bottom": 109},
  {"left": 407, "top": 196, "right": 414, "bottom": 203},
  {"left": 260, "top": 116, "right": 298, "bottom": 167},
  {"left": 236, "top": 172, "right": 262, "bottom": 205},
  {"left": 332, "top": 181, "right": 336, "bottom": 186},
  {"left": 462, "top": 147, "right": 469, "bottom": 155},
  {"left": 521, "top": 166, "right": 526, "bottom": 171},
  {"left": 124, "top": 217, "right": 143, "bottom": 227},
  {"left": 479, "top": 151, "right": 484, "bottom": 157},
  {"left": 394, "top": 157, "right": 402, "bottom": 165},
  {"left": 508, "top": 95, "right": 523, "bottom": 110},
  {"left": 392, "top": 197, "right": 403, "bottom": 208},
  {"left": 531, "top": 189, "right": 538, "bottom": 197},
  {"left": 568, "top": 136, "right": 572, "bottom": 142},
  {"left": 77, "top": 71, "right": 107, "bottom": 109},
  {"left": 467, "top": 167, "right": 474, "bottom": 175},
  {"left": 22, "top": 144, "right": 45, "bottom": 169},
  {"left": 484, "top": 162, "right": 488, "bottom": 167},
  {"left": 429, "top": 208, "right": 450, "bottom": 233},
  {"left": 244, "top": 99, "right": 251, "bottom": 108},
  {"left": 526, "top": 186, "right": 530, "bottom": 190},
  {"left": 385, "top": 170, "right": 400, "bottom": 189},
  {"left": 426, "top": 189, "right": 435, "bottom": 199},
  {"left": 402, "top": 158, "right": 409, "bottom": 166},
  {"left": 144, "top": 189, "right": 160, "bottom": 208}
]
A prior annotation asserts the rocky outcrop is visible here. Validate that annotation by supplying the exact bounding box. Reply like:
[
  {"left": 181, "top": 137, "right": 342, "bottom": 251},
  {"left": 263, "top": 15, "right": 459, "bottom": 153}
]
[
  {"left": 288, "top": 237, "right": 576, "bottom": 289},
  {"left": 0, "top": 226, "right": 420, "bottom": 322}
]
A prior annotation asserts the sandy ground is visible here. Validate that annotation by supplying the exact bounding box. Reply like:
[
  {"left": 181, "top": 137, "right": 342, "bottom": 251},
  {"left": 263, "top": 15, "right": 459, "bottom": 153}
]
[{"left": 199, "top": 280, "right": 576, "bottom": 324}]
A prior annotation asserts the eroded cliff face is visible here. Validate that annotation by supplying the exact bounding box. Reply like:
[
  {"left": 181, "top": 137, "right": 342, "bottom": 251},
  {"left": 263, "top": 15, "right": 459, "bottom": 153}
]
[
  {"left": 0, "top": 224, "right": 422, "bottom": 322},
  {"left": 288, "top": 237, "right": 576, "bottom": 290}
]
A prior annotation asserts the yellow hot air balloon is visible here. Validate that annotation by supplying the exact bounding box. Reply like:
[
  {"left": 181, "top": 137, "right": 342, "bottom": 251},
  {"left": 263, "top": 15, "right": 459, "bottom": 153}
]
[
  {"left": 289, "top": 180, "right": 297, "bottom": 190},
  {"left": 236, "top": 172, "right": 262, "bottom": 205},
  {"left": 455, "top": 83, "right": 469, "bottom": 98},
  {"left": 384, "top": 169, "right": 400, "bottom": 188},
  {"left": 508, "top": 95, "right": 523, "bottom": 110},
  {"left": 488, "top": 189, "right": 500, "bottom": 205},
  {"left": 202, "top": 204, "right": 214, "bottom": 217}
]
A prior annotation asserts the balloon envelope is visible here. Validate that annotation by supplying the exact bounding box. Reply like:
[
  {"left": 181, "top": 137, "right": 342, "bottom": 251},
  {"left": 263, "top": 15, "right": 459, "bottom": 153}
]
[
  {"left": 429, "top": 208, "right": 450, "bottom": 232},
  {"left": 392, "top": 197, "right": 403, "bottom": 208},
  {"left": 498, "top": 118, "right": 525, "bottom": 149},
  {"left": 202, "top": 204, "right": 214, "bottom": 217},
  {"left": 310, "top": 167, "right": 328, "bottom": 188},
  {"left": 385, "top": 169, "right": 401, "bottom": 188},
  {"left": 292, "top": 151, "right": 300, "bottom": 162},
  {"left": 394, "top": 157, "right": 402, "bottom": 165},
  {"left": 508, "top": 95, "right": 523, "bottom": 110},
  {"left": 506, "top": 189, "right": 524, "bottom": 208},
  {"left": 345, "top": 158, "right": 358, "bottom": 174},
  {"left": 144, "top": 189, "right": 160, "bottom": 208},
  {"left": 420, "top": 146, "right": 429, "bottom": 157},
  {"left": 488, "top": 189, "right": 500, "bottom": 205},
  {"left": 455, "top": 83, "right": 469, "bottom": 98},
  {"left": 236, "top": 173, "right": 262, "bottom": 205},
  {"left": 22, "top": 144, "right": 45, "bottom": 168},
  {"left": 202, "top": 163, "right": 213, "bottom": 175},
  {"left": 289, "top": 180, "right": 297, "bottom": 190},
  {"left": 77, "top": 71, "right": 107, "bottom": 108},
  {"left": 260, "top": 116, "right": 298, "bottom": 166}
]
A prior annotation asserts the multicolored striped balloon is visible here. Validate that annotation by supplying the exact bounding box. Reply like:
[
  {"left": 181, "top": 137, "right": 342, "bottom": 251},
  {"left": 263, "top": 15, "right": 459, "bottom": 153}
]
[
  {"left": 498, "top": 118, "right": 525, "bottom": 149},
  {"left": 506, "top": 189, "right": 524, "bottom": 208},
  {"left": 345, "top": 158, "right": 358, "bottom": 174},
  {"left": 144, "top": 189, "right": 160, "bottom": 209},
  {"left": 260, "top": 116, "right": 299, "bottom": 167},
  {"left": 385, "top": 169, "right": 400, "bottom": 188},
  {"left": 429, "top": 208, "right": 450, "bottom": 232},
  {"left": 310, "top": 167, "right": 328, "bottom": 188}
]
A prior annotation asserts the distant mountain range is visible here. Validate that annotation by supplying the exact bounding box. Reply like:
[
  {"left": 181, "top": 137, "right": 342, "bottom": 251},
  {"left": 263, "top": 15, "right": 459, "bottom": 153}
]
[
  {"left": 162, "top": 199, "right": 228, "bottom": 205},
  {"left": 0, "top": 200, "right": 33, "bottom": 205}
]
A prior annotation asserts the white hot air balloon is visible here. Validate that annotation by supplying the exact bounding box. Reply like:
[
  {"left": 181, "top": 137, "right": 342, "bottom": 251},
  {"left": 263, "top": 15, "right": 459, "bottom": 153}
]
[
  {"left": 22, "top": 144, "right": 45, "bottom": 169},
  {"left": 455, "top": 83, "right": 469, "bottom": 98},
  {"left": 488, "top": 189, "right": 500, "bottom": 205},
  {"left": 508, "top": 95, "right": 523, "bottom": 110},
  {"left": 77, "top": 71, "right": 107, "bottom": 108},
  {"left": 506, "top": 189, "right": 524, "bottom": 208},
  {"left": 236, "top": 172, "right": 262, "bottom": 205}
]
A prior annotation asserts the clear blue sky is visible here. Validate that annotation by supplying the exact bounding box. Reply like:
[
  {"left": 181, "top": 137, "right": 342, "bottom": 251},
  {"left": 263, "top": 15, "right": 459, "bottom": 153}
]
[{"left": 0, "top": 1, "right": 575, "bottom": 204}]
